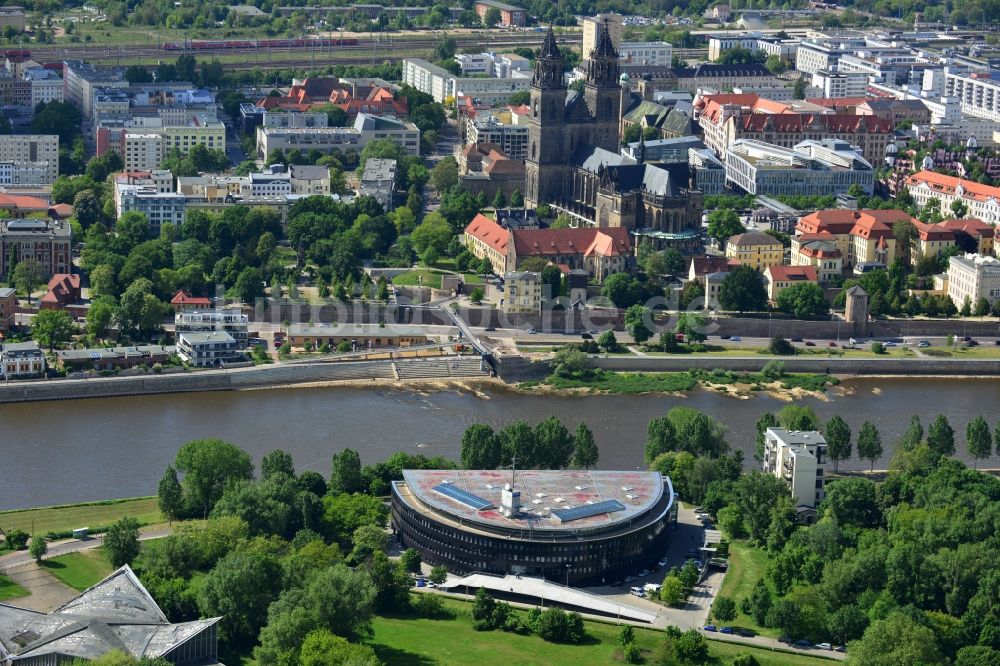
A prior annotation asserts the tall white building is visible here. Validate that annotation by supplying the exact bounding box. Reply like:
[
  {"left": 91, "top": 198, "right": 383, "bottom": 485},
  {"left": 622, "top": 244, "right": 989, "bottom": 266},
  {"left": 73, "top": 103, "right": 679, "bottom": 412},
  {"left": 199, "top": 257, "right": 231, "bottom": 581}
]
[
  {"left": 762, "top": 428, "right": 827, "bottom": 515},
  {"left": 944, "top": 71, "right": 1000, "bottom": 123},
  {"left": 619, "top": 42, "right": 673, "bottom": 67},
  {"left": 402, "top": 57, "right": 529, "bottom": 105},
  {"left": 725, "top": 138, "right": 874, "bottom": 197},
  {"left": 175, "top": 309, "right": 250, "bottom": 348},
  {"left": 811, "top": 69, "right": 867, "bottom": 98},
  {"left": 947, "top": 253, "right": 1000, "bottom": 309},
  {"left": 0, "top": 134, "right": 58, "bottom": 183}
]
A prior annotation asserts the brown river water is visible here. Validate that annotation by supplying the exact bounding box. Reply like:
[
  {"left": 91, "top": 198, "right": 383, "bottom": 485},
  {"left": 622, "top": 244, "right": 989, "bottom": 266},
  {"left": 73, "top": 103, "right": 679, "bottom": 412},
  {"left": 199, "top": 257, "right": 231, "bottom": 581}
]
[{"left": 2, "top": 377, "right": 998, "bottom": 509}]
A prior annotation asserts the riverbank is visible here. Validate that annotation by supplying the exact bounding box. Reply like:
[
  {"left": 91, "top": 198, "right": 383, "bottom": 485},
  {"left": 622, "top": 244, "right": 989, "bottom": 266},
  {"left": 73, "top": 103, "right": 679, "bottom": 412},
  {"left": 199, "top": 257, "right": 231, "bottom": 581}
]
[{"left": 0, "top": 497, "right": 162, "bottom": 540}]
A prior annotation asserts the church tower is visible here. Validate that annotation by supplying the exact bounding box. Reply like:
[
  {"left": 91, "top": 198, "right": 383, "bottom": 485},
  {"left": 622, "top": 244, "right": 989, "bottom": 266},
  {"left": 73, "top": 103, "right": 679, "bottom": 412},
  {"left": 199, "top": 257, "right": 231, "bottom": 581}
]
[
  {"left": 525, "top": 28, "right": 571, "bottom": 209},
  {"left": 584, "top": 18, "right": 622, "bottom": 152}
]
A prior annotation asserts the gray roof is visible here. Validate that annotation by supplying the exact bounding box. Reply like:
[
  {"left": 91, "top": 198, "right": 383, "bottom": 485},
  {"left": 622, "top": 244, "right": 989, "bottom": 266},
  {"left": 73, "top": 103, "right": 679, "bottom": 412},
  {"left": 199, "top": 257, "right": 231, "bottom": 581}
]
[
  {"left": 0, "top": 342, "right": 42, "bottom": 357},
  {"left": 353, "top": 113, "right": 409, "bottom": 131},
  {"left": 0, "top": 287, "right": 15, "bottom": 298},
  {"left": 289, "top": 164, "right": 330, "bottom": 181},
  {"left": 178, "top": 331, "right": 236, "bottom": 345},
  {"left": 55, "top": 346, "right": 174, "bottom": 362},
  {"left": 577, "top": 147, "right": 636, "bottom": 173},
  {"left": 0, "top": 566, "right": 221, "bottom": 663}
]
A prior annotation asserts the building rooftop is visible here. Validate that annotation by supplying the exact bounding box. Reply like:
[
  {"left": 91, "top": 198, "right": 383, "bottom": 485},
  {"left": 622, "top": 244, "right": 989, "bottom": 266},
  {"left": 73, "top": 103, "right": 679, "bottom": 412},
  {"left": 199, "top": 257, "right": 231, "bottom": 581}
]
[
  {"left": 361, "top": 158, "right": 397, "bottom": 182},
  {"left": 400, "top": 469, "right": 666, "bottom": 535},
  {"left": 178, "top": 331, "right": 236, "bottom": 345},
  {"left": 767, "top": 427, "right": 827, "bottom": 446},
  {"left": 55, "top": 346, "right": 175, "bottom": 362}
]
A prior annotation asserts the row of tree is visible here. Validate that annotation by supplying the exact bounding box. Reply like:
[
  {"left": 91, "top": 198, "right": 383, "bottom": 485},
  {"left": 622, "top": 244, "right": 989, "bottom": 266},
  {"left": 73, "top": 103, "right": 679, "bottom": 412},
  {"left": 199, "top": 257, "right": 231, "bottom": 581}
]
[{"left": 459, "top": 418, "right": 598, "bottom": 470}]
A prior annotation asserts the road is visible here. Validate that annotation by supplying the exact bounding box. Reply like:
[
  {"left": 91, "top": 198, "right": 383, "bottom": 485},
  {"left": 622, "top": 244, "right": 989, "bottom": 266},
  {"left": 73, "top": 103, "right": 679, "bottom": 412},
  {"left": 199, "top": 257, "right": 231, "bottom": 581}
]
[{"left": 0, "top": 526, "right": 173, "bottom": 574}]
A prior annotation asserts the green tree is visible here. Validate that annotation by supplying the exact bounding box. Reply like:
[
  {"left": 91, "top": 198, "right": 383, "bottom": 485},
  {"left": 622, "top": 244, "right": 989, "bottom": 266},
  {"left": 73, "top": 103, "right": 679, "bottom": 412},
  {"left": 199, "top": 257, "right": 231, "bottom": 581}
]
[
  {"left": 754, "top": 413, "right": 778, "bottom": 462},
  {"left": 534, "top": 416, "right": 575, "bottom": 469},
  {"left": 766, "top": 599, "right": 801, "bottom": 635},
  {"left": 429, "top": 156, "right": 459, "bottom": 191},
  {"left": 491, "top": 189, "right": 506, "bottom": 209},
  {"left": 572, "top": 422, "right": 599, "bottom": 469},
  {"left": 261, "top": 450, "right": 295, "bottom": 480},
  {"left": 706, "top": 209, "right": 745, "bottom": 243},
  {"left": 747, "top": 578, "right": 771, "bottom": 625},
  {"left": 846, "top": 613, "right": 944, "bottom": 666},
  {"left": 601, "top": 272, "right": 647, "bottom": 309},
  {"left": 469, "top": 287, "right": 485, "bottom": 304},
  {"left": 857, "top": 421, "right": 883, "bottom": 471},
  {"left": 675, "top": 629, "right": 709, "bottom": 662},
  {"left": 174, "top": 439, "right": 255, "bottom": 518},
  {"left": 777, "top": 404, "right": 819, "bottom": 431},
  {"left": 86, "top": 299, "right": 115, "bottom": 338},
  {"left": 330, "top": 449, "right": 365, "bottom": 494},
  {"left": 350, "top": 524, "right": 389, "bottom": 563},
  {"left": 461, "top": 423, "right": 501, "bottom": 469},
  {"left": 299, "top": 629, "right": 381, "bottom": 666},
  {"left": 157, "top": 465, "right": 185, "bottom": 523},
  {"left": 482, "top": 6, "right": 502, "bottom": 27},
  {"left": 429, "top": 565, "right": 448, "bottom": 585},
  {"left": 821, "top": 477, "right": 881, "bottom": 528},
  {"left": 660, "top": 575, "right": 685, "bottom": 605},
  {"left": 597, "top": 329, "right": 620, "bottom": 352},
  {"left": 624, "top": 304, "right": 653, "bottom": 344},
  {"left": 898, "top": 415, "right": 924, "bottom": 451},
  {"left": 13, "top": 258, "right": 44, "bottom": 303},
  {"left": 775, "top": 282, "right": 828, "bottom": 317},
  {"left": 199, "top": 550, "right": 284, "bottom": 649},
  {"left": 827, "top": 604, "right": 869, "bottom": 645},
  {"left": 31, "top": 309, "right": 75, "bottom": 350},
  {"left": 734, "top": 472, "right": 788, "bottom": 544},
  {"left": 29, "top": 535, "right": 47, "bottom": 562},
  {"left": 509, "top": 190, "right": 524, "bottom": 207},
  {"left": 645, "top": 416, "right": 677, "bottom": 463},
  {"left": 712, "top": 596, "right": 737, "bottom": 622},
  {"left": 824, "top": 415, "right": 852, "bottom": 473},
  {"left": 400, "top": 548, "right": 422, "bottom": 574},
  {"left": 719, "top": 265, "right": 767, "bottom": 313},
  {"left": 410, "top": 212, "right": 453, "bottom": 255},
  {"left": 927, "top": 414, "right": 955, "bottom": 457},
  {"left": 966, "top": 416, "right": 992, "bottom": 467},
  {"left": 104, "top": 516, "right": 141, "bottom": 568},
  {"left": 674, "top": 311, "right": 707, "bottom": 343}
]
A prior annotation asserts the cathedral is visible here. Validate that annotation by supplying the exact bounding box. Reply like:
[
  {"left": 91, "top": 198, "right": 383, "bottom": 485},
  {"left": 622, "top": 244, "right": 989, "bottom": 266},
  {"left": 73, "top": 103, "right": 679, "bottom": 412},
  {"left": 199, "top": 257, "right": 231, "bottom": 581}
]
[{"left": 524, "top": 22, "right": 703, "bottom": 252}]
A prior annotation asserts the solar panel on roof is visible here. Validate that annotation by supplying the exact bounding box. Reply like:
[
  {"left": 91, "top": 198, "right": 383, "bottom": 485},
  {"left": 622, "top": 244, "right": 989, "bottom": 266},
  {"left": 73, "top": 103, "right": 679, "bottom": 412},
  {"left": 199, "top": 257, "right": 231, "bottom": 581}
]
[
  {"left": 432, "top": 483, "right": 493, "bottom": 511},
  {"left": 552, "top": 499, "right": 626, "bottom": 523}
]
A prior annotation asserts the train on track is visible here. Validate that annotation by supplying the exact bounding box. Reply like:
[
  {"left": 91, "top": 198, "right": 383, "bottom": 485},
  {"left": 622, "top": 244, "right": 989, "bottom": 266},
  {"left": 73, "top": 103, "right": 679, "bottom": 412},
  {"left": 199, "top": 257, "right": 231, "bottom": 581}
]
[{"left": 161, "top": 37, "right": 359, "bottom": 51}]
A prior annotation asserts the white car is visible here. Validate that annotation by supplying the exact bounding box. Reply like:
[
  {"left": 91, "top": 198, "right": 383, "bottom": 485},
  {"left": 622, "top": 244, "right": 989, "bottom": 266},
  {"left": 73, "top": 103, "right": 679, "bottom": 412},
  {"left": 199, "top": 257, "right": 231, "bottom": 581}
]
[
  {"left": 815, "top": 643, "right": 832, "bottom": 650},
  {"left": 657, "top": 557, "right": 669, "bottom": 568}
]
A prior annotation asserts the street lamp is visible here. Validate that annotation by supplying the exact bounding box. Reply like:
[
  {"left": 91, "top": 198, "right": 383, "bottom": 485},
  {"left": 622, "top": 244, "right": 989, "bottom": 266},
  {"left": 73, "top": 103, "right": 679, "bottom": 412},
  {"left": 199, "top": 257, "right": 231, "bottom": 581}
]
[{"left": 565, "top": 563, "right": 573, "bottom": 587}]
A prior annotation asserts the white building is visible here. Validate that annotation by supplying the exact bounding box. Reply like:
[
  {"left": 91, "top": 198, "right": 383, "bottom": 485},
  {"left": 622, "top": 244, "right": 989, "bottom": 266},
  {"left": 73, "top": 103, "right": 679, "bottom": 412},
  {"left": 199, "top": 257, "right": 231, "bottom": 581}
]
[
  {"left": 794, "top": 36, "right": 869, "bottom": 76},
  {"left": 906, "top": 170, "right": 1000, "bottom": 226},
  {"left": 762, "top": 427, "right": 827, "bottom": 515},
  {"left": 114, "top": 174, "right": 187, "bottom": 235},
  {"left": 261, "top": 110, "right": 329, "bottom": 129},
  {"left": 619, "top": 42, "right": 673, "bottom": 67},
  {"left": 402, "top": 57, "right": 530, "bottom": 105},
  {"left": 707, "top": 32, "right": 796, "bottom": 62},
  {"left": 466, "top": 112, "right": 529, "bottom": 160},
  {"left": 359, "top": 158, "right": 396, "bottom": 211},
  {"left": 175, "top": 309, "right": 249, "bottom": 348},
  {"left": 944, "top": 71, "right": 1000, "bottom": 123},
  {"left": 811, "top": 69, "right": 867, "bottom": 98},
  {"left": 725, "top": 138, "right": 874, "bottom": 197},
  {"left": 256, "top": 113, "right": 419, "bottom": 158},
  {"left": 0, "top": 341, "right": 46, "bottom": 379},
  {"left": 455, "top": 53, "right": 494, "bottom": 75},
  {"left": 0, "top": 160, "right": 50, "bottom": 186},
  {"left": 0, "top": 134, "right": 59, "bottom": 184},
  {"left": 23, "top": 66, "right": 63, "bottom": 107},
  {"left": 177, "top": 331, "right": 243, "bottom": 367},
  {"left": 122, "top": 132, "right": 164, "bottom": 172},
  {"left": 947, "top": 253, "right": 1000, "bottom": 309}
]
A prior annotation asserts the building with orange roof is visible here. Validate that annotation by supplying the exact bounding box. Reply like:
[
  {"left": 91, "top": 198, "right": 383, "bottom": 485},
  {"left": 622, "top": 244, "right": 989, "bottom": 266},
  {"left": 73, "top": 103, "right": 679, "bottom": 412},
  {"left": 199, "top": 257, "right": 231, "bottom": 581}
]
[
  {"left": 796, "top": 209, "right": 915, "bottom": 268},
  {"left": 171, "top": 290, "right": 213, "bottom": 312},
  {"left": 458, "top": 144, "right": 525, "bottom": 201},
  {"left": 0, "top": 192, "right": 55, "bottom": 218},
  {"left": 905, "top": 171, "right": 1000, "bottom": 226},
  {"left": 764, "top": 264, "right": 818, "bottom": 301},
  {"left": 464, "top": 213, "right": 512, "bottom": 274},
  {"left": 790, "top": 235, "right": 842, "bottom": 284},
  {"left": 39, "top": 273, "right": 81, "bottom": 311},
  {"left": 937, "top": 218, "right": 994, "bottom": 256},
  {"left": 911, "top": 220, "right": 957, "bottom": 267},
  {"left": 737, "top": 114, "right": 891, "bottom": 165}
]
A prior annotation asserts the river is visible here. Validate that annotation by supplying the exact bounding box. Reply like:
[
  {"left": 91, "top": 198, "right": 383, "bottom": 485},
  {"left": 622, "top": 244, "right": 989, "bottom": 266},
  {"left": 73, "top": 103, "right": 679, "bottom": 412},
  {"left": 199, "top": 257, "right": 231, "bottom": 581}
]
[{"left": 2, "top": 377, "right": 998, "bottom": 510}]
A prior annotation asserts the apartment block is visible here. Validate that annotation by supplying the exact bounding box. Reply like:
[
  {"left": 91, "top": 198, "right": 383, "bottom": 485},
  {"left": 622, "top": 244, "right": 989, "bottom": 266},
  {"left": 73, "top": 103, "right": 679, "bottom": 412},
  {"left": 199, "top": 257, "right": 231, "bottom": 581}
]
[
  {"left": 762, "top": 427, "right": 827, "bottom": 514},
  {"left": 0, "top": 219, "right": 72, "bottom": 278},
  {"left": 811, "top": 69, "right": 867, "bottom": 98},
  {"left": 63, "top": 60, "right": 127, "bottom": 118},
  {"left": 503, "top": 271, "right": 543, "bottom": 313},
  {"left": 0, "top": 135, "right": 58, "bottom": 183},
  {"left": 906, "top": 171, "right": 1000, "bottom": 226},
  {"left": 947, "top": 253, "right": 1000, "bottom": 309},
  {"left": 402, "top": 57, "right": 529, "bottom": 105},
  {"left": 175, "top": 309, "right": 250, "bottom": 348},
  {"left": 177, "top": 331, "right": 244, "bottom": 367},
  {"left": 619, "top": 42, "right": 673, "bottom": 67},
  {"left": 582, "top": 14, "right": 623, "bottom": 57},
  {"left": 256, "top": 113, "right": 419, "bottom": 158},
  {"left": 944, "top": 71, "right": 1000, "bottom": 123}
]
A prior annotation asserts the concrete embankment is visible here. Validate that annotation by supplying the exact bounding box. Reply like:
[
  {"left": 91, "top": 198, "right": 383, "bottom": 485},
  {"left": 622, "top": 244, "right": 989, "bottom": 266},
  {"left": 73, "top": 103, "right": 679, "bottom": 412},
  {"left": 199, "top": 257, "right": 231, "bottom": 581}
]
[
  {"left": 587, "top": 355, "right": 1000, "bottom": 376},
  {"left": 0, "top": 357, "right": 490, "bottom": 404}
]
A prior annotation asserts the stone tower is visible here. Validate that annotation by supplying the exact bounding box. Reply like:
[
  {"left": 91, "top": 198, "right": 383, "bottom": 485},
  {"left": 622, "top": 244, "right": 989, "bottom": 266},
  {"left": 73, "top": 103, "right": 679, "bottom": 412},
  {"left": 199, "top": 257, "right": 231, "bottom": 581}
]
[
  {"left": 525, "top": 28, "right": 571, "bottom": 208},
  {"left": 584, "top": 18, "right": 623, "bottom": 152},
  {"left": 844, "top": 285, "right": 869, "bottom": 337}
]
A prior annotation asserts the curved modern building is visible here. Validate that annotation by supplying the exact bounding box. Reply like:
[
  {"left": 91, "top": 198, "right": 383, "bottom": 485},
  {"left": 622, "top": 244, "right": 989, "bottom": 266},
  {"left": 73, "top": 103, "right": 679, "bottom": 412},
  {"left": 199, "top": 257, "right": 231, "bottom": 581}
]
[{"left": 391, "top": 469, "right": 676, "bottom": 586}]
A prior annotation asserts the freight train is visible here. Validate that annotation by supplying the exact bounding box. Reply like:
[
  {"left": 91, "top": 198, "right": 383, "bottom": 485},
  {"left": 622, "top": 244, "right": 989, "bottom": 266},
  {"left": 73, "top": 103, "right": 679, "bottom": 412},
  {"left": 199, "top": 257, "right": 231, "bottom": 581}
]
[{"left": 161, "top": 37, "right": 359, "bottom": 51}]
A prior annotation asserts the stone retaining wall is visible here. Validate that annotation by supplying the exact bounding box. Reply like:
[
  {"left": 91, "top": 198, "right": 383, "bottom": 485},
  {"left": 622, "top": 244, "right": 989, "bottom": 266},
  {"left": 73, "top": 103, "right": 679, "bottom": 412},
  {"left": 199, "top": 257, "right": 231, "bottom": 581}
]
[{"left": 587, "top": 355, "right": 1000, "bottom": 376}]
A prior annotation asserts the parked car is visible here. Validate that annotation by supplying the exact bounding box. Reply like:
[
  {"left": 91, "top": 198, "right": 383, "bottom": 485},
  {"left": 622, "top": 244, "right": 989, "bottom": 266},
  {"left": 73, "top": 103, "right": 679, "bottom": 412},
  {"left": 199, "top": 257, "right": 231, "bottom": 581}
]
[
  {"left": 693, "top": 506, "right": 705, "bottom": 513},
  {"left": 794, "top": 639, "right": 812, "bottom": 648},
  {"left": 526, "top": 328, "right": 538, "bottom": 334},
  {"left": 736, "top": 629, "right": 756, "bottom": 638},
  {"left": 815, "top": 643, "right": 832, "bottom": 650},
  {"left": 415, "top": 578, "right": 426, "bottom": 587},
  {"left": 805, "top": 341, "right": 815, "bottom": 346},
  {"left": 581, "top": 333, "right": 593, "bottom": 340},
  {"left": 703, "top": 625, "right": 717, "bottom": 632},
  {"left": 657, "top": 557, "right": 669, "bottom": 568},
  {"left": 638, "top": 569, "right": 650, "bottom": 577},
  {"left": 720, "top": 335, "right": 731, "bottom": 340},
  {"left": 624, "top": 575, "right": 635, "bottom": 583},
  {"left": 834, "top": 645, "right": 846, "bottom": 653},
  {"left": 629, "top": 586, "right": 645, "bottom": 597},
  {"left": 720, "top": 627, "right": 734, "bottom": 634},
  {"left": 730, "top": 336, "right": 742, "bottom": 342},
  {"left": 778, "top": 636, "right": 793, "bottom": 644},
  {"left": 918, "top": 340, "right": 931, "bottom": 348},
  {"left": 828, "top": 341, "right": 837, "bottom": 347},
  {"left": 791, "top": 337, "right": 803, "bottom": 342}
]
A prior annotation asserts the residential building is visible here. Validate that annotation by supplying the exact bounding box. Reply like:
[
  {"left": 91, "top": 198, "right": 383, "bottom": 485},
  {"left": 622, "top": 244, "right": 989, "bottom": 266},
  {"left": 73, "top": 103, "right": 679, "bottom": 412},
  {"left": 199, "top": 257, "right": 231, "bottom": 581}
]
[
  {"left": 474, "top": 0, "right": 526, "bottom": 27},
  {"left": 0, "top": 341, "right": 45, "bottom": 379},
  {"left": 62, "top": 60, "right": 127, "bottom": 118},
  {"left": 466, "top": 110, "right": 529, "bottom": 160},
  {"left": 0, "top": 7, "right": 25, "bottom": 31},
  {"left": 255, "top": 76, "right": 407, "bottom": 118},
  {"left": 764, "top": 264, "right": 819, "bottom": 300},
  {"left": 790, "top": 236, "right": 843, "bottom": 284},
  {"left": 725, "top": 230, "right": 784, "bottom": 269},
  {"left": 289, "top": 164, "right": 331, "bottom": 196},
  {"left": 55, "top": 345, "right": 174, "bottom": 372},
  {"left": 688, "top": 255, "right": 739, "bottom": 281},
  {"left": 943, "top": 71, "right": 1000, "bottom": 123},
  {"left": 39, "top": 273, "right": 82, "bottom": 310},
  {"left": 905, "top": 171, "right": 1000, "bottom": 226},
  {"left": 811, "top": 69, "right": 867, "bottom": 99},
  {"left": 359, "top": 158, "right": 396, "bottom": 211},
  {"left": 256, "top": 113, "right": 420, "bottom": 158},
  {"left": 582, "top": 14, "right": 623, "bottom": 57},
  {"left": 667, "top": 63, "right": 784, "bottom": 94},
  {"left": 175, "top": 309, "right": 250, "bottom": 348},
  {"left": 619, "top": 42, "right": 673, "bottom": 67},
  {"left": 261, "top": 110, "right": 328, "bottom": 129},
  {"left": 724, "top": 138, "right": 874, "bottom": 197},
  {"left": 503, "top": 271, "right": 543, "bottom": 313},
  {"left": 856, "top": 98, "right": 931, "bottom": 126},
  {"left": 947, "top": 253, "right": 1000, "bottom": 309},
  {"left": 796, "top": 209, "right": 910, "bottom": 268},
  {"left": 464, "top": 213, "right": 632, "bottom": 280},
  {"left": 402, "top": 57, "right": 529, "bottom": 105},
  {"left": 707, "top": 32, "right": 797, "bottom": 62},
  {"left": 937, "top": 218, "right": 995, "bottom": 256},
  {"left": 912, "top": 220, "right": 957, "bottom": 267},
  {"left": 285, "top": 323, "right": 429, "bottom": 349},
  {"left": 170, "top": 290, "right": 212, "bottom": 312},
  {"left": 455, "top": 53, "right": 494, "bottom": 76},
  {"left": 762, "top": 427, "right": 827, "bottom": 514},
  {"left": 177, "top": 331, "right": 243, "bottom": 367},
  {"left": 0, "top": 565, "right": 221, "bottom": 664},
  {"left": 0, "top": 286, "right": 15, "bottom": 331},
  {"left": 23, "top": 66, "right": 64, "bottom": 107},
  {"left": 0, "top": 135, "right": 58, "bottom": 184},
  {"left": 114, "top": 177, "right": 187, "bottom": 235},
  {"left": 0, "top": 219, "right": 72, "bottom": 278},
  {"left": 0, "top": 161, "right": 51, "bottom": 186},
  {"left": 795, "top": 37, "right": 868, "bottom": 76}
]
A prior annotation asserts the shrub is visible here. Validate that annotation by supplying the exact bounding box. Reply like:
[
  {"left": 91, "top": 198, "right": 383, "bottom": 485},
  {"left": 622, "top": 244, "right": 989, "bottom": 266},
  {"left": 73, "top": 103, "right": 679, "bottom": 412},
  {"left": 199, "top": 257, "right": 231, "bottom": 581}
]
[
  {"left": 536, "top": 607, "right": 585, "bottom": 643},
  {"left": 768, "top": 336, "right": 795, "bottom": 355},
  {"left": 4, "top": 528, "right": 28, "bottom": 550},
  {"left": 429, "top": 565, "right": 448, "bottom": 584},
  {"left": 623, "top": 641, "right": 642, "bottom": 664},
  {"left": 29, "top": 535, "right": 47, "bottom": 562},
  {"left": 413, "top": 593, "right": 452, "bottom": 619},
  {"left": 318, "top": 342, "right": 331, "bottom": 354},
  {"left": 870, "top": 341, "right": 886, "bottom": 354}
]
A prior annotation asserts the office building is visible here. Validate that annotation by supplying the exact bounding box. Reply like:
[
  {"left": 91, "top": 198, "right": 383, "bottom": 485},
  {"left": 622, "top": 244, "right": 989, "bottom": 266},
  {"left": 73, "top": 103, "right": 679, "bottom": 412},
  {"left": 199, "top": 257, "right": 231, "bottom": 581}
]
[
  {"left": 947, "top": 253, "right": 1000, "bottom": 309},
  {"left": 724, "top": 138, "right": 874, "bottom": 197},
  {"left": 403, "top": 57, "right": 530, "bottom": 105},
  {"left": 465, "top": 111, "right": 529, "bottom": 160},
  {"left": 0, "top": 135, "right": 58, "bottom": 184},
  {"left": 175, "top": 309, "right": 249, "bottom": 348},
  {"left": 256, "top": 113, "right": 419, "bottom": 158},
  {"left": 62, "top": 60, "right": 127, "bottom": 118},
  {"left": 391, "top": 469, "right": 676, "bottom": 586},
  {"left": 762, "top": 427, "right": 827, "bottom": 517},
  {"left": 944, "top": 71, "right": 1000, "bottom": 123},
  {"left": 811, "top": 69, "right": 867, "bottom": 98},
  {"left": 619, "top": 42, "right": 673, "bottom": 67}
]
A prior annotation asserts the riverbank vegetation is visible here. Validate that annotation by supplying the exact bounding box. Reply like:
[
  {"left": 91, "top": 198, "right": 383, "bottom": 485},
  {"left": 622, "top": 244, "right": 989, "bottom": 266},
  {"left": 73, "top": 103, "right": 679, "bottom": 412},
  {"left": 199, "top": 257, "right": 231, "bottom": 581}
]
[{"left": 0, "top": 497, "right": 162, "bottom": 540}]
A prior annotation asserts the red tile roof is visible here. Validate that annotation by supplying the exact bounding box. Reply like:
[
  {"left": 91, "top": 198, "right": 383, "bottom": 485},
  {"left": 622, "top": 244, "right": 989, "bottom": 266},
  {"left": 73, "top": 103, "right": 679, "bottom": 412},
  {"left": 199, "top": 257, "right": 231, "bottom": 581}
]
[
  {"left": 905, "top": 171, "right": 1000, "bottom": 204},
  {"left": 938, "top": 218, "right": 994, "bottom": 238},
  {"left": 464, "top": 214, "right": 511, "bottom": 254},
  {"left": 0, "top": 193, "right": 50, "bottom": 211},
  {"left": 171, "top": 290, "right": 212, "bottom": 306},
  {"left": 511, "top": 227, "right": 632, "bottom": 258},
  {"left": 689, "top": 255, "right": 739, "bottom": 277},
  {"left": 766, "top": 265, "right": 818, "bottom": 282},
  {"left": 797, "top": 209, "right": 915, "bottom": 239},
  {"left": 913, "top": 220, "right": 955, "bottom": 242},
  {"left": 742, "top": 113, "right": 892, "bottom": 134},
  {"left": 40, "top": 274, "right": 81, "bottom": 306}
]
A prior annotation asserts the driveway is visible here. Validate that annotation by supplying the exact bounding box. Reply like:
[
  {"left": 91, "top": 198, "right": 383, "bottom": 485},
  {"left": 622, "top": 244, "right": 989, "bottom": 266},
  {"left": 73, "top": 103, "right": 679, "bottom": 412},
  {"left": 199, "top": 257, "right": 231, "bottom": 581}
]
[
  {"left": 0, "top": 526, "right": 173, "bottom": 574},
  {"left": 3, "top": 563, "right": 76, "bottom": 611}
]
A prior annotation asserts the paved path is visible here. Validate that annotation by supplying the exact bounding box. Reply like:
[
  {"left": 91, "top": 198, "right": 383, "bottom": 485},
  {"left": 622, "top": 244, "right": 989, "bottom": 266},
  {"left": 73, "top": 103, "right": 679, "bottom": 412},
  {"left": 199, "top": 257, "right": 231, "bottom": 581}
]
[
  {"left": 705, "top": 631, "right": 846, "bottom": 661},
  {"left": 4, "top": 563, "right": 76, "bottom": 611},
  {"left": 0, "top": 526, "right": 172, "bottom": 574}
]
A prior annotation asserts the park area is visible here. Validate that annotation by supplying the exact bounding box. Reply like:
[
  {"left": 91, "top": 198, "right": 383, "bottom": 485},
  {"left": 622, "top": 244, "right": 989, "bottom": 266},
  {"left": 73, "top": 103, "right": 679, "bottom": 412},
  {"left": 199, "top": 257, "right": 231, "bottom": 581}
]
[
  {"left": 0, "top": 497, "right": 162, "bottom": 538},
  {"left": 370, "top": 597, "right": 835, "bottom": 666}
]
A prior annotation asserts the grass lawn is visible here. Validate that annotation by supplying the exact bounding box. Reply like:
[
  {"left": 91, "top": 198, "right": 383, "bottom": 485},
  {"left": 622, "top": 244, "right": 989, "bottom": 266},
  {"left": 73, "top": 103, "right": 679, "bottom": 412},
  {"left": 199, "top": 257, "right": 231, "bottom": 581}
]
[
  {"left": 392, "top": 269, "right": 443, "bottom": 289},
  {"left": 371, "top": 597, "right": 834, "bottom": 665},
  {"left": 719, "top": 541, "right": 780, "bottom": 638},
  {"left": 544, "top": 371, "right": 698, "bottom": 394},
  {"left": 0, "top": 575, "right": 27, "bottom": 602},
  {"left": 42, "top": 550, "right": 114, "bottom": 592},
  {"left": 0, "top": 497, "right": 162, "bottom": 537}
]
